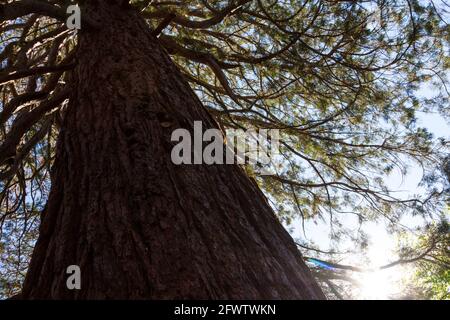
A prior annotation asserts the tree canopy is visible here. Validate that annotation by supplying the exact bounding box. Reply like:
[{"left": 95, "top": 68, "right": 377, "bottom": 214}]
[{"left": 0, "top": 0, "right": 449, "bottom": 298}]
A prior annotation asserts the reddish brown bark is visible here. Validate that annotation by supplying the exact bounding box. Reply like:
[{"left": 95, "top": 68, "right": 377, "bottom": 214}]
[{"left": 21, "top": 1, "right": 325, "bottom": 299}]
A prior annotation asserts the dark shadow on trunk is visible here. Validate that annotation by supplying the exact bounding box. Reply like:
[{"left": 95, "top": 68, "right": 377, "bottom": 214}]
[{"left": 21, "top": 1, "right": 325, "bottom": 300}]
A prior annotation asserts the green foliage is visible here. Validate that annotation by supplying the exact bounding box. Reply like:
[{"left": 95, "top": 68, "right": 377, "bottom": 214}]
[
  {"left": 409, "top": 220, "right": 450, "bottom": 299},
  {"left": 136, "top": 0, "right": 450, "bottom": 231},
  {"left": 1, "top": 0, "right": 449, "bottom": 299}
]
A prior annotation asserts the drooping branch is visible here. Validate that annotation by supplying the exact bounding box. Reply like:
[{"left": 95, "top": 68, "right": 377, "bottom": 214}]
[
  {"left": 144, "top": 0, "right": 252, "bottom": 29},
  {"left": 0, "top": 63, "right": 75, "bottom": 86},
  {"left": 0, "top": 87, "right": 70, "bottom": 166},
  {"left": 305, "top": 235, "right": 440, "bottom": 273},
  {"left": 0, "top": 0, "right": 66, "bottom": 23}
]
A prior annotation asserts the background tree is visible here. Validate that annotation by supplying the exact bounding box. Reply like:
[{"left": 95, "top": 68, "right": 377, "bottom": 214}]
[
  {"left": 402, "top": 221, "right": 449, "bottom": 300},
  {"left": 0, "top": 0, "right": 448, "bottom": 298},
  {"left": 303, "top": 218, "right": 449, "bottom": 299}
]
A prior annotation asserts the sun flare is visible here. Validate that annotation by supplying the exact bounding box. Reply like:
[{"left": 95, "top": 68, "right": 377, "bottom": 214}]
[
  {"left": 359, "top": 269, "right": 396, "bottom": 299},
  {"left": 357, "top": 230, "right": 406, "bottom": 299}
]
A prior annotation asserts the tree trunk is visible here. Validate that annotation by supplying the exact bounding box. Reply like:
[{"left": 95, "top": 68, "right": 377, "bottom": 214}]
[{"left": 21, "top": 1, "right": 325, "bottom": 300}]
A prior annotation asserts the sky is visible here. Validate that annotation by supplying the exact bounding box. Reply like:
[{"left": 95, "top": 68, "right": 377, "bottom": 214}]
[{"left": 288, "top": 81, "right": 450, "bottom": 299}]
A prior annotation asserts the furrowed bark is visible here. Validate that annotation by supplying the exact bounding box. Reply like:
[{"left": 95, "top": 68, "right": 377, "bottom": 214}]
[{"left": 21, "top": 1, "right": 324, "bottom": 300}]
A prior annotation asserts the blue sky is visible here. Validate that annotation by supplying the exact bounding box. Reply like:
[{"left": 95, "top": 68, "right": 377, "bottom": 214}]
[{"left": 290, "top": 80, "right": 449, "bottom": 263}]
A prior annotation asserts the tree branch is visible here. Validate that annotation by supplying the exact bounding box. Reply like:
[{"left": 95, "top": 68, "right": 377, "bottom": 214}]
[{"left": 0, "top": 0, "right": 66, "bottom": 23}]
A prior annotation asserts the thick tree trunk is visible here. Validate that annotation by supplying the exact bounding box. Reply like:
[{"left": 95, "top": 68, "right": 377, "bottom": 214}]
[{"left": 21, "top": 1, "right": 325, "bottom": 299}]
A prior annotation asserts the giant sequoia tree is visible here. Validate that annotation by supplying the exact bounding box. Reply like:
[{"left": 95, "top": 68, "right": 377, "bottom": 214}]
[{"left": 0, "top": 0, "right": 448, "bottom": 299}]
